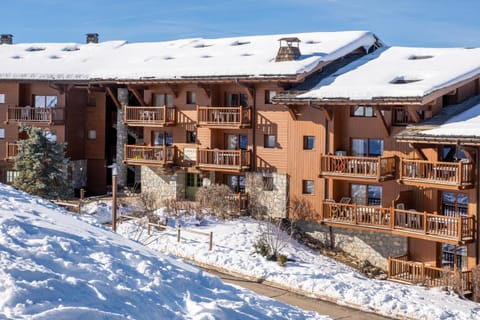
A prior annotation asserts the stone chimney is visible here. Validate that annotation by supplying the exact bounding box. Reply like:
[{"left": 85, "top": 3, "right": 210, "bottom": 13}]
[
  {"left": 86, "top": 33, "right": 99, "bottom": 44},
  {"left": 1, "top": 34, "right": 13, "bottom": 45},
  {"left": 275, "top": 37, "right": 301, "bottom": 62}
]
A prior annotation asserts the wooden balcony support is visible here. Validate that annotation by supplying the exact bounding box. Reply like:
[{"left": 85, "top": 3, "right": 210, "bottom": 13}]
[
  {"left": 399, "top": 158, "right": 474, "bottom": 190},
  {"left": 196, "top": 106, "right": 251, "bottom": 128},
  {"left": 388, "top": 255, "right": 472, "bottom": 294},
  {"left": 6, "top": 106, "right": 65, "bottom": 124},
  {"left": 5, "top": 142, "right": 19, "bottom": 160},
  {"left": 123, "top": 106, "right": 176, "bottom": 126},
  {"left": 196, "top": 149, "right": 251, "bottom": 172},
  {"left": 124, "top": 144, "right": 175, "bottom": 166},
  {"left": 320, "top": 154, "right": 396, "bottom": 181},
  {"left": 321, "top": 201, "right": 475, "bottom": 245}
]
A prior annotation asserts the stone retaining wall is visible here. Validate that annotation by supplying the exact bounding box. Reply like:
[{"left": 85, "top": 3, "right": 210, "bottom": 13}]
[
  {"left": 141, "top": 167, "right": 186, "bottom": 207},
  {"left": 297, "top": 221, "right": 407, "bottom": 270}
]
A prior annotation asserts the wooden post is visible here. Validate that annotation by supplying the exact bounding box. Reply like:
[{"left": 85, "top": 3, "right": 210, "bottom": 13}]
[
  {"left": 353, "top": 202, "right": 357, "bottom": 224},
  {"left": 390, "top": 206, "right": 395, "bottom": 229},
  {"left": 423, "top": 211, "right": 427, "bottom": 234},
  {"left": 80, "top": 188, "right": 85, "bottom": 200},
  {"left": 457, "top": 218, "right": 462, "bottom": 241},
  {"left": 209, "top": 232, "right": 213, "bottom": 251},
  {"left": 177, "top": 226, "right": 181, "bottom": 242}
]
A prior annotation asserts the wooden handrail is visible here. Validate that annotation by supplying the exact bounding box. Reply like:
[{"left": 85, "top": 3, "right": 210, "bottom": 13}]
[
  {"left": 123, "top": 105, "right": 176, "bottom": 125},
  {"left": 320, "top": 154, "right": 396, "bottom": 180},
  {"left": 197, "top": 105, "right": 251, "bottom": 127},
  {"left": 400, "top": 158, "right": 474, "bottom": 188},
  {"left": 6, "top": 106, "right": 65, "bottom": 124},
  {"left": 124, "top": 144, "right": 175, "bottom": 164},
  {"left": 197, "top": 149, "right": 251, "bottom": 171}
]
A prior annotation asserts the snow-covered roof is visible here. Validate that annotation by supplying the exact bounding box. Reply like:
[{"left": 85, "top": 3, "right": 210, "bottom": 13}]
[
  {"left": 0, "top": 31, "right": 377, "bottom": 81},
  {"left": 297, "top": 46, "right": 480, "bottom": 101}
]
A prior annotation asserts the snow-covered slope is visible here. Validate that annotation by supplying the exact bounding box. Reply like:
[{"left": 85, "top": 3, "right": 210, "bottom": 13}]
[{"left": 0, "top": 184, "right": 324, "bottom": 319}]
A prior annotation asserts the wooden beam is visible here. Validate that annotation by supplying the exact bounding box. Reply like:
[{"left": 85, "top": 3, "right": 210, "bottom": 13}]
[
  {"left": 406, "top": 106, "right": 421, "bottom": 123},
  {"left": 105, "top": 87, "right": 122, "bottom": 110},
  {"left": 197, "top": 83, "right": 211, "bottom": 99},
  {"left": 374, "top": 106, "right": 390, "bottom": 136},
  {"left": 286, "top": 105, "right": 299, "bottom": 120},
  {"left": 237, "top": 81, "right": 254, "bottom": 100},
  {"left": 410, "top": 143, "right": 428, "bottom": 160},
  {"left": 164, "top": 84, "right": 179, "bottom": 98},
  {"left": 321, "top": 107, "right": 332, "bottom": 122},
  {"left": 128, "top": 87, "right": 146, "bottom": 106}
]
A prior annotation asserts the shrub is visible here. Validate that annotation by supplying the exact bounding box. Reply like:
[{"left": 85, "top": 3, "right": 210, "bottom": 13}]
[{"left": 277, "top": 254, "right": 288, "bottom": 266}]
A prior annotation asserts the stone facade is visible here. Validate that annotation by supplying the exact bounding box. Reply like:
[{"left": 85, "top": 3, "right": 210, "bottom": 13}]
[
  {"left": 116, "top": 87, "right": 129, "bottom": 186},
  {"left": 141, "top": 167, "right": 186, "bottom": 207},
  {"left": 297, "top": 221, "right": 408, "bottom": 270},
  {"left": 246, "top": 172, "right": 289, "bottom": 218}
]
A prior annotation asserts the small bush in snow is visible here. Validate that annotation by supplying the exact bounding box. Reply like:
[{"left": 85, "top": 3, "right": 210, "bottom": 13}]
[{"left": 277, "top": 254, "right": 288, "bottom": 266}]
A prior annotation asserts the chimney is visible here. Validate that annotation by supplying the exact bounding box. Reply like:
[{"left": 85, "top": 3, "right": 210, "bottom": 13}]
[
  {"left": 1, "top": 34, "right": 13, "bottom": 45},
  {"left": 86, "top": 33, "right": 99, "bottom": 44},
  {"left": 275, "top": 37, "right": 301, "bottom": 62}
]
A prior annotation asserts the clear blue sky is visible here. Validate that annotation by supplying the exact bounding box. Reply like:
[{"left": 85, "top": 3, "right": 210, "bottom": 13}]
[{"left": 3, "top": 0, "right": 480, "bottom": 47}]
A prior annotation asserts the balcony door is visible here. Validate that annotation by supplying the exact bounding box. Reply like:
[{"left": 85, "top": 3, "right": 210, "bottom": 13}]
[
  {"left": 186, "top": 173, "right": 202, "bottom": 200},
  {"left": 226, "top": 134, "right": 247, "bottom": 150},
  {"left": 225, "top": 93, "right": 248, "bottom": 107},
  {"left": 351, "top": 138, "right": 383, "bottom": 157},
  {"left": 152, "top": 131, "right": 173, "bottom": 146}
]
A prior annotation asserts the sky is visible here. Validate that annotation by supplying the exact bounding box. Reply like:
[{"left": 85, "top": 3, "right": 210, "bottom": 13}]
[{"left": 2, "top": 0, "right": 480, "bottom": 47}]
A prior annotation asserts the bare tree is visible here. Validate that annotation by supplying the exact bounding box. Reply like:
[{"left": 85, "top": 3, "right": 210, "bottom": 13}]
[{"left": 196, "top": 184, "right": 239, "bottom": 219}]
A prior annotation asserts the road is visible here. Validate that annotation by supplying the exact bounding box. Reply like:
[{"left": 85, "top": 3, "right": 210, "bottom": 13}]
[{"left": 204, "top": 268, "right": 393, "bottom": 320}]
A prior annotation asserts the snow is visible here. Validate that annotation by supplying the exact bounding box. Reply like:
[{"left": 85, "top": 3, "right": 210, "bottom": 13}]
[
  {"left": 0, "top": 184, "right": 326, "bottom": 320},
  {"left": 420, "top": 102, "right": 480, "bottom": 137},
  {"left": 112, "top": 208, "right": 480, "bottom": 320},
  {"left": 0, "top": 31, "right": 377, "bottom": 80},
  {"left": 298, "top": 46, "right": 480, "bottom": 100}
]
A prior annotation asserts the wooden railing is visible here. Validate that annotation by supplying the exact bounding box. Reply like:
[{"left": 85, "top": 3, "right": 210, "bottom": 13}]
[
  {"left": 320, "top": 155, "right": 396, "bottom": 181},
  {"left": 197, "top": 106, "right": 251, "bottom": 127},
  {"left": 321, "top": 201, "right": 475, "bottom": 243},
  {"left": 124, "top": 145, "right": 175, "bottom": 166},
  {"left": 6, "top": 106, "right": 65, "bottom": 124},
  {"left": 388, "top": 255, "right": 472, "bottom": 293},
  {"left": 225, "top": 193, "right": 249, "bottom": 211},
  {"left": 5, "top": 142, "right": 19, "bottom": 160},
  {"left": 123, "top": 106, "right": 176, "bottom": 126},
  {"left": 197, "top": 149, "right": 251, "bottom": 171},
  {"left": 399, "top": 158, "right": 474, "bottom": 189}
]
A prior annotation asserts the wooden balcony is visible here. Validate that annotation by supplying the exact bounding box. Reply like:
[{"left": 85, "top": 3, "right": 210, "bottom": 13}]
[
  {"left": 321, "top": 201, "right": 475, "bottom": 245},
  {"left": 123, "top": 106, "right": 176, "bottom": 127},
  {"left": 388, "top": 255, "right": 472, "bottom": 294},
  {"left": 399, "top": 159, "right": 474, "bottom": 190},
  {"left": 320, "top": 155, "right": 396, "bottom": 181},
  {"left": 5, "top": 142, "right": 19, "bottom": 160},
  {"left": 196, "top": 149, "right": 251, "bottom": 172},
  {"left": 6, "top": 106, "right": 65, "bottom": 125},
  {"left": 197, "top": 106, "right": 251, "bottom": 128},
  {"left": 124, "top": 145, "right": 175, "bottom": 167}
]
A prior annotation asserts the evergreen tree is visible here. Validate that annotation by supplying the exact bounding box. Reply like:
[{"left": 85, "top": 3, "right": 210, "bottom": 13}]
[{"left": 13, "top": 126, "right": 73, "bottom": 199}]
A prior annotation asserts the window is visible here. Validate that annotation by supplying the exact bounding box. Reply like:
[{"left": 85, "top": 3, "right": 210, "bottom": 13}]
[
  {"left": 87, "top": 130, "right": 96, "bottom": 140},
  {"left": 0, "top": 94, "right": 5, "bottom": 104},
  {"left": 186, "top": 130, "right": 196, "bottom": 143},
  {"left": 303, "top": 136, "right": 314, "bottom": 150},
  {"left": 187, "top": 173, "right": 202, "bottom": 187},
  {"left": 351, "top": 138, "right": 383, "bottom": 157},
  {"left": 442, "top": 145, "right": 466, "bottom": 162},
  {"left": 34, "top": 95, "right": 57, "bottom": 108},
  {"left": 264, "top": 134, "right": 276, "bottom": 148},
  {"left": 264, "top": 90, "right": 276, "bottom": 104},
  {"left": 263, "top": 175, "right": 274, "bottom": 191},
  {"left": 351, "top": 105, "right": 374, "bottom": 117},
  {"left": 351, "top": 184, "right": 382, "bottom": 206},
  {"left": 153, "top": 93, "right": 174, "bottom": 107},
  {"left": 302, "top": 180, "right": 314, "bottom": 194},
  {"left": 225, "top": 175, "right": 246, "bottom": 193},
  {"left": 153, "top": 131, "right": 173, "bottom": 146},
  {"left": 0, "top": 128, "right": 4, "bottom": 139},
  {"left": 226, "top": 93, "right": 248, "bottom": 107},
  {"left": 186, "top": 91, "right": 196, "bottom": 104}
]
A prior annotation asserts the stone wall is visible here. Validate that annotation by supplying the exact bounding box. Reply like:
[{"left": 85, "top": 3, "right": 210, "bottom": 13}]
[
  {"left": 246, "top": 172, "right": 288, "bottom": 218},
  {"left": 141, "top": 167, "right": 186, "bottom": 207},
  {"left": 297, "top": 221, "right": 408, "bottom": 270}
]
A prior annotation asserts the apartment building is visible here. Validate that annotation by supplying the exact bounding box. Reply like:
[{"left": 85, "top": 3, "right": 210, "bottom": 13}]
[{"left": 1, "top": 32, "right": 480, "bottom": 291}]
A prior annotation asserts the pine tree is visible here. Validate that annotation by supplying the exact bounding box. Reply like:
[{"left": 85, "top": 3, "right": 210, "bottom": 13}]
[{"left": 13, "top": 126, "right": 73, "bottom": 199}]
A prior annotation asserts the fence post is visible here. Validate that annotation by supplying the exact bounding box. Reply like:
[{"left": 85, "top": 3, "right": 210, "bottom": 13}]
[
  {"left": 177, "top": 226, "right": 181, "bottom": 242},
  {"left": 209, "top": 232, "right": 213, "bottom": 251}
]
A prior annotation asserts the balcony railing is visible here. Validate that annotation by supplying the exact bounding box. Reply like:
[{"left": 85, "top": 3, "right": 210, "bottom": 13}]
[
  {"left": 399, "top": 159, "right": 474, "bottom": 190},
  {"left": 321, "top": 201, "right": 475, "bottom": 244},
  {"left": 197, "top": 149, "right": 251, "bottom": 172},
  {"left": 197, "top": 106, "right": 251, "bottom": 128},
  {"left": 320, "top": 155, "right": 396, "bottom": 181},
  {"left": 124, "top": 145, "right": 175, "bottom": 166},
  {"left": 6, "top": 106, "right": 65, "bottom": 124},
  {"left": 123, "top": 106, "right": 176, "bottom": 126},
  {"left": 225, "top": 193, "right": 249, "bottom": 212},
  {"left": 5, "top": 142, "right": 19, "bottom": 160},
  {"left": 388, "top": 255, "right": 472, "bottom": 294}
]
